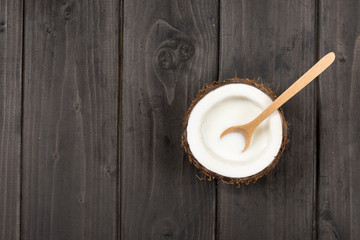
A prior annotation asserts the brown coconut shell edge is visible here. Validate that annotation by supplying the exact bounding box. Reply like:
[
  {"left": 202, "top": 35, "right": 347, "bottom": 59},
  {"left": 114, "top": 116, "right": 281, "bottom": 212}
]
[{"left": 181, "top": 77, "right": 289, "bottom": 186}]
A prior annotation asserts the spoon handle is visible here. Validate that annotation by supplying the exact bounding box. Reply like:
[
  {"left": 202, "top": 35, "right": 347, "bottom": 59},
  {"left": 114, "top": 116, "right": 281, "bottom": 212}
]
[{"left": 250, "top": 52, "right": 335, "bottom": 129}]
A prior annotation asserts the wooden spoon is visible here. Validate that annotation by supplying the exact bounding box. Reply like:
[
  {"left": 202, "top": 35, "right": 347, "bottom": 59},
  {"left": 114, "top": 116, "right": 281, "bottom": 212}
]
[{"left": 220, "top": 52, "right": 336, "bottom": 152}]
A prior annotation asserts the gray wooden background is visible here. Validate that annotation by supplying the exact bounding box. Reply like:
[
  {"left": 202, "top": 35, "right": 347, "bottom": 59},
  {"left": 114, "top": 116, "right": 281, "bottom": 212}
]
[{"left": 1, "top": 0, "right": 359, "bottom": 239}]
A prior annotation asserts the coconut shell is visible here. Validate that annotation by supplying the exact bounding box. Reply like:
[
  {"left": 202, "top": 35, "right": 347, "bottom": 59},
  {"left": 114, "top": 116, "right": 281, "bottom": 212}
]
[{"left": 181, "top": 77, "right": 288, "bottom": 186}]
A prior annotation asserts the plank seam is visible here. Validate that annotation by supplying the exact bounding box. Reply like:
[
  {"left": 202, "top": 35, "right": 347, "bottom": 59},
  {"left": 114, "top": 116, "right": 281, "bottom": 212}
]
[
  {"left": 215, "top": 1, "right": 221, "bottom": 239},
  {"left": 313, "top": 0, "right": 320, "bottom": 239},
  {"left": 20, "top": 0, "right": 26, "bottom": 239},
  {"left": 117, "top": 0, "right": 124, "bottom": 239}
]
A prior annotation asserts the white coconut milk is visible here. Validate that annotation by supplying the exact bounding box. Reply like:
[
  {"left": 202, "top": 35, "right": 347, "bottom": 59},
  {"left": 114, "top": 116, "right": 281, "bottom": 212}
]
[
  {"left": 201, "top": 96, "right": 269, "bottom": 162},
  {"left": 187, "top": 84, "right": 283, "bottom": 178}
]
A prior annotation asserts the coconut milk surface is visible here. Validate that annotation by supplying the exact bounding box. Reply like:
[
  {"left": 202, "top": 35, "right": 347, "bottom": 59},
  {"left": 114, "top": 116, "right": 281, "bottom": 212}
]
[
  {"left": 202, "top": 96, "right": 268, "bottom": 162},
  {"left": 187, "top": 84, "right": 283, "bottom": 178}
]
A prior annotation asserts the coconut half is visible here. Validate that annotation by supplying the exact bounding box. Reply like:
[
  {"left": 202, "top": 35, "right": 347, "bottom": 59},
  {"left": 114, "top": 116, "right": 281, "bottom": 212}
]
[{"left": 181, "top": 78, "right": 288, "bottom": 185}]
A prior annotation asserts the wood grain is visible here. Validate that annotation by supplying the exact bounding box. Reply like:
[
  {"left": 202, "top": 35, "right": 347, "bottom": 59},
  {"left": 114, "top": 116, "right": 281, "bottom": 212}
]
[
  {"left": 0, "top": 0, "right": 356, "bottom": 238},
  {"left": 22, "top": 0, "right": 119, "bottom": 239},
  {"left": 217, "top": 0, "right": 316, "bottom": 239},
  {"left": 0, "top": 0, "right": 23, "bottom": 239},
  {"left": 121, "top": 0, "right": 218, "bottom": 238},
  {"left": 317, "top": 0, "right": 360, "bottom": 239}
]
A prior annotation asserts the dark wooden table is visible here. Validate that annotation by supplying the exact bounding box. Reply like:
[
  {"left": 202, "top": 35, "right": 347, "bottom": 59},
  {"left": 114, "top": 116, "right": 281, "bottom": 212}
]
[{"left": 1, "top": 0, "right": 359, "bottom": 239}]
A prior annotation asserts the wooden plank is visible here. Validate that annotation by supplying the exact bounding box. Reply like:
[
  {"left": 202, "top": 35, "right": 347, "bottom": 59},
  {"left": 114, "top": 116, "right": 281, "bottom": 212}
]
[
  {"left": 22, "top": 0, "right": 119, "bottom": 239},
  {"left": 0, "top": 0, "right": 23, "bottom": 239},
  {"left": 217, "top": 0, "right": 316, "bottom": 239},
  {"left": 317, "top": 0, "right": 360, "bottom": 239},
  {"left": 121, "top": 0, "right": 218, "bottom": 238}
]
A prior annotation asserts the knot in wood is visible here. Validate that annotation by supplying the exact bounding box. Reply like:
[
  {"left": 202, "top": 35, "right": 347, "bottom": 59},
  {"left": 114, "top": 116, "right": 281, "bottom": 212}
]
[
  {"left": 73, "top": 102, "right": 81, "bottom": 112},
  {"left": 63, "top": 5, "right": 73, "bottom": 20},
  {"left": 157, "top": 48, "right": 176, "bottom": 70},
  {"left": 0, "top": 21, "right": 5, "bottom": 33},
  {"left": 152, "top": 218, "right": 178, "bottom": 240},
  {"left": 52, "top": 152, "right": 59, "bottom": 161},
  {"left": 46, "top": 27, "right": 52, "bottom": 34},
  {"left": 179, "top": 42, "right": 194, "bottom": 60},
  {"left": 103, "top": 165, "right": 113, "bottom": 175},
  {"left": 78, "top": 194, "right": 85, "bottom": 204}
]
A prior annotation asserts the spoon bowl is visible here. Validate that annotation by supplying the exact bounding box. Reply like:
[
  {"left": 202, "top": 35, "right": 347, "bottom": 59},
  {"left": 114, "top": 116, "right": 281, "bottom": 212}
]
[{"left": 220, "top": 122, "right": 253, "bottom": 152}]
